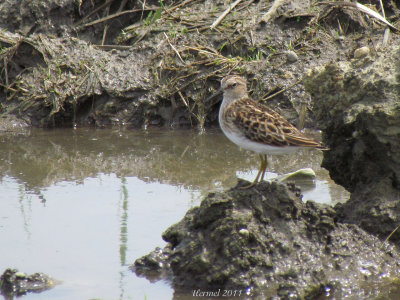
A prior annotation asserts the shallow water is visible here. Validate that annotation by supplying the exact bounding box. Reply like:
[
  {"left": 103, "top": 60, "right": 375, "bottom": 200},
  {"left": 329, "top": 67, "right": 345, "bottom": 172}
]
[{"left": 0, "top": 128, "right": 348, "bottom": 300}]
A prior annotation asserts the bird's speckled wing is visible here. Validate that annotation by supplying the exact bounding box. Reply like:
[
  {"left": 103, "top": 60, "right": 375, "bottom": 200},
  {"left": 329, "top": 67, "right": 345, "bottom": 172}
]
[{"left": 224, "top": 97, "right": 324, "bottom": 148}]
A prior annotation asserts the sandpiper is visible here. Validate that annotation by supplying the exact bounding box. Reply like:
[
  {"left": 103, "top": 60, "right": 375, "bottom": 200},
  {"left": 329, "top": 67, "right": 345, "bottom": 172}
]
[{"left": 218, "top": 75, "right": 326, "bottom": 188}]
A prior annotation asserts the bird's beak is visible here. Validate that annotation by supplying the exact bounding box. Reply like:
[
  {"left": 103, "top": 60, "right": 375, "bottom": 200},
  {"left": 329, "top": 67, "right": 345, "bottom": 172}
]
[{"left": 205, "top": 88, "right": 223, "bottom": 106}]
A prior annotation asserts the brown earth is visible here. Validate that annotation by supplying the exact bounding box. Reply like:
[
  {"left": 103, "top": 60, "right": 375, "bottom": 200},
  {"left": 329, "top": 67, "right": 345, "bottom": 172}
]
[
  {"left": 2, "top": 0, "right": 400, "bottom": 299},
  {"left": 1, "top": 0, "right": 399, "bottom": 129}
]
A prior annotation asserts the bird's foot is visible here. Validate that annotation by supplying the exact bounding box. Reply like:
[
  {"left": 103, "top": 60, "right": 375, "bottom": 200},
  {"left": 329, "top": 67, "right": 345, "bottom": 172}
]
[{"left": 238, "top": 180, "right": 259, "bottom": 189}]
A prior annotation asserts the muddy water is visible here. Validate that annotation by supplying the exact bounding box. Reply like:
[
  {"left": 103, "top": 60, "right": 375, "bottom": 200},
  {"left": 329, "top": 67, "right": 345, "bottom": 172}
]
[{"left": 0, "top": 128, "right": 348, "bottom": 300}]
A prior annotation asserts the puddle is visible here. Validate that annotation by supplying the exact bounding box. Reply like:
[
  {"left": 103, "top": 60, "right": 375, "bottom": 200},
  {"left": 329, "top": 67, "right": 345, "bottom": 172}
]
[{"left": 0, "top": 128, "right": 348, "bottom": 299}]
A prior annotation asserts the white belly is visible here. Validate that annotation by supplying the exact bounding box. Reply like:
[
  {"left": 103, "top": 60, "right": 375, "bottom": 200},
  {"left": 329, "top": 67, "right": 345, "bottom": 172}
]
[{"left": 223, "top": 129, "right": 299, "bottom": 154}]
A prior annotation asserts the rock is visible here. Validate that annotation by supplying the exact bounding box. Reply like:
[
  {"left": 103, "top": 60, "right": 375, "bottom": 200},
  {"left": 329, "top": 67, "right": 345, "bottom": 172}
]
[
  {"left": 0, "top": 268, "right": 56, "bottom": 297},
  {"left": 353, "top": 46, "right": 370, "bottom": 59},
  {"left": 133, "top": 246, "right": 172, "bottom": 282},
  {"left": 304, "top": 46, "right": 400, "bottom": 241},
  {"left": 286, "top": 51, "right": 298, "bottom": 63},
  {"left": 132, "top": 181, "right": 400, "bottom": 298}
]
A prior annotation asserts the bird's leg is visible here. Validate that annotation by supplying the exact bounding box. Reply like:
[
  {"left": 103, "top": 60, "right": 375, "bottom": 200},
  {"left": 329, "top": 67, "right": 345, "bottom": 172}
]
[
  {"left": 239, "top": 154, "right": 264, "bottom": 189},
  {"left": 253, "top": 154, "right": 265, "bottom": 183},
  {"left": 259, "top": 154, "right": 268, "bottom": 182}
]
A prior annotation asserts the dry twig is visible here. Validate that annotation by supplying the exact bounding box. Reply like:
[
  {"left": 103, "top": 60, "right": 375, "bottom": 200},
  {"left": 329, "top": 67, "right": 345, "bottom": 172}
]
[
  {"left": 383, "top": 224, "right": 400, "bottom": 245},
  {"left": 78, "top": 7, "right": 158, "bottom": 28},
  {"left": 378, "top": 0, "right": 386, "bottom": 20},
  {"left": 317, "top": 1, "right": 399, "bottom": 31},
  {"left": 163, "top": 33, "right": 185, "bottom": 64},
  {"left": 102, "top": 5, "right": 111, "bottom": 45},
  {"left": 165, "top": 0, "right": 198, "bottom": 14},
  {"left": 260, "top": 0, "right": 287, "bottom": 23},
  {"left": 210, "top": 0, "right": 243, "bottom": 30},
  {"left": 74, "top": 0, "right": 115, "bottom": 26},
  {"left": 262, "top": 78, "right": 303, "bottom": 102}
]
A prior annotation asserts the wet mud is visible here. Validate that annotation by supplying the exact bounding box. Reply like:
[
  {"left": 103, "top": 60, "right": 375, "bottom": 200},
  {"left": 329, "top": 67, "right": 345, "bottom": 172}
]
[
  {"left": 0, "top": 268, "right": 56, "bottom": 299},
  {"left": 134, "top": 180, "right": 400, "bottom": 299},
  {"left": 1, "top": 0, "right": 400, "bottom": 298}
]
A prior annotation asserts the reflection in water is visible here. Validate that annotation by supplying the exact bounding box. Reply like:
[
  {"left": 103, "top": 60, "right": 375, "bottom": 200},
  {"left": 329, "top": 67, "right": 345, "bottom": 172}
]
[
  {"left": 119, "top": 176, "right": 129, "bottom": 300},
  {"left": 0, "top": 128, "right": 348, "bottom": 300},
  {"left": 120, "top": 177, "right": 129, "bottom": 266},
  {"left": 17, "top": 183, "right": 32, "bottom": 240},
  {"left": 0, "top": 128, "right": 348, "bottom": 203},
  {"left": 0, "top": 128, "right": 246, "bottom": 190}
]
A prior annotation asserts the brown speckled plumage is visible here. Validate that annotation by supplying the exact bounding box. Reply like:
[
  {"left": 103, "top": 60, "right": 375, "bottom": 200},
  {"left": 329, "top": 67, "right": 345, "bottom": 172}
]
[
  {"left": 223, "top": 96, "right": 324, "bottom": 148},
  {"left": 218, "top": 75, "right": 326, "bottom": 188}
]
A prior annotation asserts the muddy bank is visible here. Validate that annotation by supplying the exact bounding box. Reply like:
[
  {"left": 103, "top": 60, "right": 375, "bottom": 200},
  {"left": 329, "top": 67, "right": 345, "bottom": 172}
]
[
  {"left": 1, "top": 0, "right": 399, "bottom": 129},
  {"left": 133, "top": 181, "right": 400, "bottom": 299},
  {"left": 1, "top": 0, "right": 400, "bottom": 298},
  {"left": 304, "top": 45, "right": 400, "bottom": 242},
  {"left": 0, "top": 268, "right": 56, "bottom": 298}
]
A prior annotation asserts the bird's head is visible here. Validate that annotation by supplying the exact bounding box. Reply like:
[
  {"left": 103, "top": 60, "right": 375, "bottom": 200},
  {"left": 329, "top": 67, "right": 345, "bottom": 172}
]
[{"left": 221, "top": 75, "right": 248, "bottom": 101}]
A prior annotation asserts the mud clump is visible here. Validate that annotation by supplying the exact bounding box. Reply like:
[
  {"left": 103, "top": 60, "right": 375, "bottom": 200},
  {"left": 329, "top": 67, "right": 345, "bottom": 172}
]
[
  {"left": 0, "top": 268, "right": 56, "bottom": 298},
  {"left": 0, "top": 114, "right": 29, "bottom": 132},
  {"left": 0, "top": 0, "right": 77, "bottom": 35},
  {"left": 133, "top": 181, "right": 400, "bottom": 299},
  {"left": 304, "top": 46, "right": 400, "bottom": 241}
]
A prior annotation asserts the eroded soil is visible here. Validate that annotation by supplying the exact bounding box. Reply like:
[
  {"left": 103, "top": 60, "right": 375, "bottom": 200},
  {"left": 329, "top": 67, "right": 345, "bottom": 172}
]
[
  {"left": 2, "top": 1, "right": 400, "bottom": 299},
  {"left": 1, "top": 0, "right": 399, "bottom": 129}
]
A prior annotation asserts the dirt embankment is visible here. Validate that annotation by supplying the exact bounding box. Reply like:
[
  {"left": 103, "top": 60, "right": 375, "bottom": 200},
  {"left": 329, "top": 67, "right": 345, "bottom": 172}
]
[
  {"left": 305, "top": 44, "right": 400, "bottom": 242},
  {"left": 1, "top": 0, "right": 399, "bottom": 129},
  {"left": 2, "top": 1, "right": 400, "bottom": 299}
]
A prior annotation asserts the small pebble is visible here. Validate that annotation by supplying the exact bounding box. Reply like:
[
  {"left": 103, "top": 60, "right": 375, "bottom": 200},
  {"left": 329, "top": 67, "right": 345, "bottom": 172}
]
[
  {"left": 15, "top": 272, "right": 27, "bottom": 278},
  {"left": 354, "top": 46, "right": 370, "bottom": 59},
  {"left": 286, "top": 51, "right": 298, "bottom": 63},
  {"left": 239, "top": 228, "right": 250, "bottom": 238}
]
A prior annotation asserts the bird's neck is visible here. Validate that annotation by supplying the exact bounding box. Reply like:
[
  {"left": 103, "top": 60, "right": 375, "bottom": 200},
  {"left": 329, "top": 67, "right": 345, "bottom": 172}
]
[
  {"left": 223, "top": 92, "right": 248, "bottom": 103},
  {"left": 221, "top": 92, "right": 247, "bottom": 108}
]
